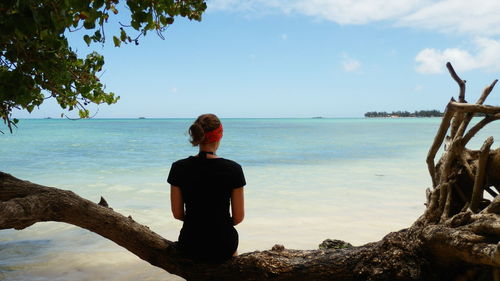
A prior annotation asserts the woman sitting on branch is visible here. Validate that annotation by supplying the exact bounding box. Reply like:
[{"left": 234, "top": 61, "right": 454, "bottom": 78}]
[{"left": 168, "top": 114, "right": 246, "bottom": 262}]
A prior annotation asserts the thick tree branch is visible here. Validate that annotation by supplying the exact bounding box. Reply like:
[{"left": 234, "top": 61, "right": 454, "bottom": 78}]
[
  {"left": 426, "top": 105, "right": 454, "bottom": 187},
  {"left": 449, "top": 102, "right": 500, "bottom": 115}
]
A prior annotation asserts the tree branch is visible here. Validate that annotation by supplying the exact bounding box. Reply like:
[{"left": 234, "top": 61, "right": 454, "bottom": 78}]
[
  {"left": 462, "top": 114, "right": 500, "bottom": 145},
  {"left": 476, "top": 79, "right": 498, "bottom": 105},
  {"left": 446, "top": 62, "right": 466, "bottom": 103},
  {"left": 0, "top": 172, "right": 431, "bottom": 281},
  {"left": 426, "top": 105, "right": 454, "bottom": 187},
  {"left": 449, "top": 102, "right": 500, "bottom": 115},
  {"left": 470, "top": 137, "right": 494, "bottom": 213}
]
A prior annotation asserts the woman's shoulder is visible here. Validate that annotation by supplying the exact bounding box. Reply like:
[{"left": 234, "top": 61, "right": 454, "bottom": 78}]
[
  {"left": 217, "top": 158, "right": 243, "bottom": 169},
  {"left": 172, "top": 156, "right": 197, "bottom": 167}
]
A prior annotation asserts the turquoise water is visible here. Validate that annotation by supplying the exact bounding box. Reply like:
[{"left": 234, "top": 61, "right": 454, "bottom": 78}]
[{"left": 1, "top": 118, "right": 499, "bottom": 280}]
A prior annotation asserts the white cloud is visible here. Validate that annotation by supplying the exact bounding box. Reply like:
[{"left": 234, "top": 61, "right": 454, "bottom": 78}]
[
  {"left": 401, "top": 0, "right": 500, "bottom": 36},
  {"left": 208, "top": 0, "right": 500, "bottom": 73},
  {"left": 415, "top": 38, "right": 500, "bottom": 74},
  {"left": 292, "top": 0, "right": 425, "bottom": 25},
  {"left": 208, "top": 0, "right": 500, "bottom": 36},
  {"left": 342, "top": 55, "right": 361, "bottom": 72}
]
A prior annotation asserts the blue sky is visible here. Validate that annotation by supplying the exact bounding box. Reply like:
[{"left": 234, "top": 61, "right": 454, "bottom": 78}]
[{"left": 13, "top": 0, "right": 500, "bottom": 118}]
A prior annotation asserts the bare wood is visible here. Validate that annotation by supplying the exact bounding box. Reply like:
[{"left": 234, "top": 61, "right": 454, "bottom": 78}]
[
  {"left": 426, "top": 106, "right": 454, "bottom": 187},
  {"left": 0, "top": 172, "right": 180, "bottom": 270},
  {"left": 454, "top": 112, "right": 472, "bottom": 141},
  {"left": 421, "top": 224, "right": 500, "bottom": 267},
  {"left": 446, "top": 62, "right": 466, "bottom": 102},
  {"left": 449, "top": 102, "right": 500, "bottom": 115},
  {"left": 441, "top": 182, "right": 453, "bottom": 221},
  {"left": 465, "top": 213, "right": 500, "bottom": 236},
  {"left": 439, "top": 138, "right": 464, "bottom": 187},
  {"left": 450, "top": 112, "right": 465, "bottom": 140},
  {"left": 470, "top": 137, "right": 494, "bottom": 213},
  {"left": 459, "top": 153, "right": 474, "bottom": 180},
  {"left": 476, "top": 79, "right": 498, "bottom": 105},
  {"left": 439, "top": 182, "right": 449, "bottom": 215},
  {"left": 454, "top": 81, "right": 496, "bottom": 140},
  {"left": 457, "top": 79, "right": 498, "bottom": 138},
  {"left": 446, "top": 62, "right": 467, "bottom": 139},
  {"left": 463, "top": 114, "right": 500, "bottom": 145},
  {"left": 483, "top": 195, "right": 500, "bottom": 214},
  {"left": 421, "top": 184, "right": 442, "bottom": 224},
  {"left": 453, "top": 80, "right": 499, "bottom": 142}
]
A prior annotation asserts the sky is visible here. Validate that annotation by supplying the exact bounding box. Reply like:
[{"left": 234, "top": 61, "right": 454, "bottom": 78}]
[{"left": 12, "top": 0, "right": 500, "bottom": 118}]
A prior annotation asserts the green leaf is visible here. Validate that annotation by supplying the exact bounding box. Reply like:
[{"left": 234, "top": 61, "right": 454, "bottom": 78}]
[
  {"left": 112, "top": 36, "right": 121, "bottom": 47},
  {"left": 93, "top": 30, "right": 102, "bottom": 42},
  {"left": 83, "top": 35, "right": 91, "bottom": 45},
  {"left": 79, "top": 109, "right": 90, "bottom": 118},
  {"left": 83, "top": 20, "right": 96, "bottom": 29},
  {"left": 131, "top": 20, "right": 140, "bottom": 30},
  {"left": 120, "top": 29, "right": 127, "bottom": 41}
]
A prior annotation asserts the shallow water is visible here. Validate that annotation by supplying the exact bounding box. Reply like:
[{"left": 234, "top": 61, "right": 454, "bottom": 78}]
[{"left": 1, "top": 118, "right": 499, "bottom": 280}]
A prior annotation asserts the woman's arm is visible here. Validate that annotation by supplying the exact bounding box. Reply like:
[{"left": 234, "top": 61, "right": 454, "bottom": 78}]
[
  {"left": 170, "top": 185, "right": 185, "bottom": 221},
  {"left": 231, "top": 187, "right": 245, "bottom": 225}
]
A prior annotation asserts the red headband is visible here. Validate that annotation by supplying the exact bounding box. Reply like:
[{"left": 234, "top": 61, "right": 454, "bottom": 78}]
[{"left": 202, "top": 124, "right": 223, "bottom": 144}]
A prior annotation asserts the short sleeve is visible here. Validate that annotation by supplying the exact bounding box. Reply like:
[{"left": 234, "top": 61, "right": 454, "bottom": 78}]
[
  {"left": 167, "top": 162, "right": 183, "bottom": 187},
  {"left": 231, "top": 163, "right": 246, "bottom": 189}
]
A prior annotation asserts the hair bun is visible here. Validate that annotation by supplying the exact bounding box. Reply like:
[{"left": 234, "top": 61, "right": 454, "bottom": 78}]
[
  {"left": 189, "top": 123, "right": 205, "bottom": 146},
  {"left": 188, "top": 114, "right": 221, "bottom": 146}
]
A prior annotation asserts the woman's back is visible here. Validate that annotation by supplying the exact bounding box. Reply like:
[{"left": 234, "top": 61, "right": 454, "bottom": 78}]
[{"left": 169, "top": 156, "right": 244, "bottom": 225}]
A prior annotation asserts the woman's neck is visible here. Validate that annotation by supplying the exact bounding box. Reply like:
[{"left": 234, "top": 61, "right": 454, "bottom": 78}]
[
  {"left": 199, "top": 143, "right": 218, "bottom": 154},
  {"left": 198, "top": 143, "right": 218, "bottom": 158},
  {"left": 198, "top": 150, "right": 217, "bottom": 159}
]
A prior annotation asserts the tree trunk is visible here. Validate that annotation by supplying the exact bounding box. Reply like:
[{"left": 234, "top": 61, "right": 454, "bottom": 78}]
[{"left": 1, "top": 63, "right": 500, "bottom": 280}]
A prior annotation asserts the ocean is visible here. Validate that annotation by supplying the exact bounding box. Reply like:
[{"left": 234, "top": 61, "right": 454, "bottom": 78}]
[{"left": 1, "top": 118, "right": 499, "bottom": 280}]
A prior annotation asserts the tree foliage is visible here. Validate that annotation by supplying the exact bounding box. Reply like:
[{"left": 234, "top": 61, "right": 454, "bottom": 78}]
[{"left": 0, "top": 0, "right": 207, "bottom": 132}]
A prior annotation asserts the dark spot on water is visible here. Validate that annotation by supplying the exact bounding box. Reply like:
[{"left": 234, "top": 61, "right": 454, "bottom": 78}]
[{"left": 375, "top": 174, "right": 385, "bottom": 177}]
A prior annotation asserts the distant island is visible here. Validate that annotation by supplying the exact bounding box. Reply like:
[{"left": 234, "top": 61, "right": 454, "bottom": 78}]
[{"left": 364, "top": 110, "right": 444, "bottom": 118}]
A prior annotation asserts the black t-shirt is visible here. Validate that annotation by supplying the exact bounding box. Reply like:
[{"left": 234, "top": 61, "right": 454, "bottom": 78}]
[{"left": 167, "top": 156, "right": 246, "bottom": 261}]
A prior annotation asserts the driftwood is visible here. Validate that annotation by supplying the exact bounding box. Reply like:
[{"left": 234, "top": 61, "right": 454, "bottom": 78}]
[{"left": 1, "top": 62, "right": 500, "bottom": 280}]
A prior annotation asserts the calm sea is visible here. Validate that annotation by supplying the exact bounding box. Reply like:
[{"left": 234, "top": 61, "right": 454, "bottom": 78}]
[{"left": 1, "top": 118, "right": 499, "bottom": 280}]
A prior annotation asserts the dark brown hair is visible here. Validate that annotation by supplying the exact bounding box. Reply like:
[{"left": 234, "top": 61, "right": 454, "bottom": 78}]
[{"left": 189, "top": 113, "right": 221, "bottom": 146}]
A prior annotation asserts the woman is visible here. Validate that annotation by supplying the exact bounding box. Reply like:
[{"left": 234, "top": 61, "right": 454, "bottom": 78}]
[{"left": 168, "top": 114, "right": 245, "bottom": 262}]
